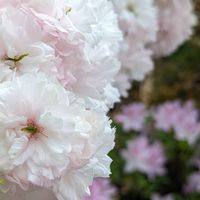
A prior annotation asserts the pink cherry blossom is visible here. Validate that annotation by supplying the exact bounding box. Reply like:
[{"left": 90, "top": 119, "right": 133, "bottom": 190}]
[
  {"left": 26, "top": 0, "right": 122, "bottom": 107},
  {"left": 0, "top": 73, "right": 115, "bottom": 200},
  {"left": 112, "top": 0, "right": 158, "bottom": 45},
  {"left": 111, "top": 0, "right": 157, "bottom": 97},
  {"left": 0, "top": 1, "right": 122, "bottom": 200},
  {"left": 0, "top": 0, "right": 122, "bottom": 108},
  {"left": 0, "top": 6, "right": 59, "bottom": 82}
]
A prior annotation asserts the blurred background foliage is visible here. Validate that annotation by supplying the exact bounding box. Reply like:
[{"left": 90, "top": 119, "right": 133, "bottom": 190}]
[{"left": 110, "top": 1, "right": 200, "bottom": 199}]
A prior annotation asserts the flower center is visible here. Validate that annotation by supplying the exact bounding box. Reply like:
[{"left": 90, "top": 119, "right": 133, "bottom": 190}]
[
  {"left": 127, "top": 3, "right": 135, "bottom": 13},
  {"left": 65, "top": 6, "right": 72, "bottom": 15},
  {"left": 21, "top": 126, "right": 38, "bottom": 135},
  {"left": 3, "top": 53, "right": 29, "bottom": 70},
  {"left": 0, "top": 178, "right": 6, "bottom": 185},
  {"left": 21, "top": 119, "right": 41, "bottom": 135}
]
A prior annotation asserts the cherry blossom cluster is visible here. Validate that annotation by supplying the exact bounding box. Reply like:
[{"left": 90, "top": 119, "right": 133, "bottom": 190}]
[
  {"left": 0, "top": 1, "right": 122, "bottom": 200},
  {"left": 112, "top": 0, "right": 158, "bottom": 97},
  {"left": 150, "top": 0, "right": 197, "bottom": 57},
  {"left": 111, "top": 0, "right": 196, "bottom": 97}
]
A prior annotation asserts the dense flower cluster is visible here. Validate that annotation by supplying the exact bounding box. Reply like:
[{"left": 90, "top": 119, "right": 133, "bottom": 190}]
[
  {"left": 0, "top": 0, "right": 122, "bottom": 109},
  {"left": 0, "top": 0, "right": 197, "bottom": 199},
  {"left": 111, "top": 0, "right": 196, "bottom": 97},
  {"left": 0, "top": 0, "right": 122, "bottom": 200},
  {"left": 112, "top": 0, "right": 157, "bottom": 97},
  {"left": 150, "top": 0, "right": 197, "bottom": 57}
]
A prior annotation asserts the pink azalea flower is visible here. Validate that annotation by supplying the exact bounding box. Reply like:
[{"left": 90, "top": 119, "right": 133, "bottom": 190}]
[
  {"left": 153, "top": 101, "right": 182, "bottom": 132},
  {"left": 184, "top": 172, "right": 200, "bottom": 193},
  {"left": 115, "top": 103, "right": 148, "bottom": 131},
  {"left": 84, "top": 178, "right": 116, "bottom": 200},
  {"left": 154, "top": 101, "right": 200, "bottom": 144},
  {"left": 121, "top": 136, "right": 166, "bottom": 177}
]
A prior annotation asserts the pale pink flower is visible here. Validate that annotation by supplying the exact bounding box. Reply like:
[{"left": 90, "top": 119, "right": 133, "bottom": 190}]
[
  {"left": 114, "top": 72, "right": 131, "bottom": 97},
  {"left": 121, "top": 136, "right": 166, "bottom": 177},
  {"left": 0, "top": 0, "right": 122, "bottom": 108},
  {"left": 112, "top": 0, "right": 157, "bottom": 97},
  {"left": 112, "top": 0, "right": 158, "bottom": 44},
  {"left": 150, "top": 0, "right": 197, "bottom": 57},
  {"left": 53, "top": 112, "right": 115, "bottom": 200},
  {"left": 114, "top": 41, "right": 154, "bottom": 97},
  {"left": 173, "top": 101, "right": 200, "bottom": 144},
  {"left": 0, "top": 6, "right": 59, "bottom": 82},
  {"left": 174, "top": 113, "right": 200, "bottom": 144},
  {"left": 0, "top": 73, "right": 115, "bottom": 200},
  {"left": 60, "top": 43, "right": 120, "bottom": 109},
  {"left": 0, "top": 1, "right": 119, "bottom": 200},
  {"left": 115, "top": 103, "right": 148, "bottom": 131},
  {"left": 23, "top": 0, "right": 122, "bottom": 107},
  {"left": 84, "top": 178, "right": 116, "bottom": 200},
  {"left": 119, "top": 41, "right": 154, "bottom": 81},
  {"left": 61, "top": 0, "right": 122, "bottom": 107}
]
